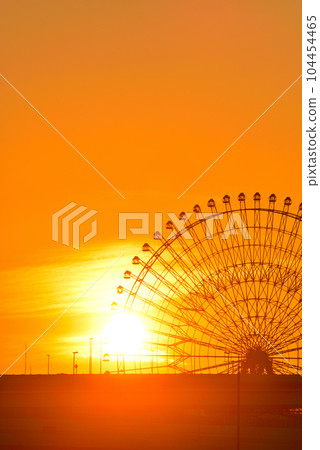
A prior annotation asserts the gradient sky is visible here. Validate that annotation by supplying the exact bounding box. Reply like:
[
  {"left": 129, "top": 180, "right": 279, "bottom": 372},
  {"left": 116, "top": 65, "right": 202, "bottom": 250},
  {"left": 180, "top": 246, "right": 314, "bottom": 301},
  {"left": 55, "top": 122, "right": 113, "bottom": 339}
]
[{"left": 0, "top": 0, "right": 301, "bottom": 374}]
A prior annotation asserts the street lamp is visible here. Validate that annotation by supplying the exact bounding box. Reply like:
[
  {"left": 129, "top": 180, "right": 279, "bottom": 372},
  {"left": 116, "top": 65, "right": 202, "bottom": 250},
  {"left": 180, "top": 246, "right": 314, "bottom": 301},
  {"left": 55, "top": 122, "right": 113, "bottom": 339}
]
[
  {"left": 89, "top": 338, "right": 93, "bottom": 374},
  {"left": 73, "top": 351, "right": 78, "bottom": 375}
]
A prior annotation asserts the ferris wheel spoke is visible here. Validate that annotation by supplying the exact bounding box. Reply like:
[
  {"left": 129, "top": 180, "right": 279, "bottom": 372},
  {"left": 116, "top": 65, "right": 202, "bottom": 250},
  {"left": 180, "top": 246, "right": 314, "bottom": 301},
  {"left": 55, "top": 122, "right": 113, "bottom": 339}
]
[
  {"left": 161, "top": 241, "right": 212, "bottom": 294},
  {"left": 152, "top": 251, "right": 205, "bottom": 297},
  {"left": 272, "top": 358, "right": 297, "bottom": 375},
  {"left": 186, "top": 214, "right": 220, "bottom": 278},
  {"left": 266, "top": 243, "right": 301, "bottom": 306},
  {"left": 276, "top": 313, "right": 302, "bottom": 340},
  {"left": 195, "top": 258, "right": 261, "bottom": 326},
  {"left": 269, "top": 296, "right": 301, "bottom": 341},
  {"left": 265, "top": 280, "right": 301, "bottom": 340},
  {"left": 270, "top": 203, "right": 290, "bottom": 267},
  {"left": 143, "top": 300, "right": 240, "bottom": 349},
  {"left": 136, "top": 262, "right": 207, "bottom": 314},
  {"left": 132, "top": 273, "right": 211, "bottom": 323},
  {"left": 269, "top": 340, "right": 301, "bottom": 361},
  {"left": 188, "top": 263, "right": 256, "bottom": 342},
  {"left": 257, "top": 268, "right": 299, "bottom": 334},
  {"left": 271, "top": 321, "right": 301, "bottom": 350},
  {"left": 212, "top": 201, "right": 251, "bottom": 285},
  {"left": 263, "top": 283, "right": 300, "bottom": 326},
  {"left": 258, "top": 197, "right": 277, "bottom": 304},
  {"left": 170, "top": 255, "right": 247, "bottom": 331},
  {"left": 270, "top": 345, "right": 302, "bottom": 356},
  {"left": 263, "top": 201, "right": 300, "bottom": 322},
  {"left": 274, "top": 219, "right": 301, "bottom": 284}
]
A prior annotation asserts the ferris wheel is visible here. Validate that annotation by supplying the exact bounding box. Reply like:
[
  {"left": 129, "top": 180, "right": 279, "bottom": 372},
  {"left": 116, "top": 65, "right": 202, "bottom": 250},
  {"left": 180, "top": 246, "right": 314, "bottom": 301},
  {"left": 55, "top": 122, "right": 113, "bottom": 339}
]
[{"left": 116, "top": 193, "right": 302, "bottom": 375}]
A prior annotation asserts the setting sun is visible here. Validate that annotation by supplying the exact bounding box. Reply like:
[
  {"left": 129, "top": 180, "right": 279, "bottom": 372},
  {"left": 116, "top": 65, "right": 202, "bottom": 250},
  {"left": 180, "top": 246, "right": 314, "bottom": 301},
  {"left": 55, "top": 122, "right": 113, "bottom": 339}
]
[{"left": 103, "top": 313, "right": 146, "bottom": 356}]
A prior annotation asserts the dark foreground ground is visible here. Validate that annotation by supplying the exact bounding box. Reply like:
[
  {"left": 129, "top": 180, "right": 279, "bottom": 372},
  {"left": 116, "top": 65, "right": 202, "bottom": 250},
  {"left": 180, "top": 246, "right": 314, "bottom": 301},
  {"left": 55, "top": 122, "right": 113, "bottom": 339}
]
[{"left": 0, "top": 374, "right": 301, "bottom": 450}]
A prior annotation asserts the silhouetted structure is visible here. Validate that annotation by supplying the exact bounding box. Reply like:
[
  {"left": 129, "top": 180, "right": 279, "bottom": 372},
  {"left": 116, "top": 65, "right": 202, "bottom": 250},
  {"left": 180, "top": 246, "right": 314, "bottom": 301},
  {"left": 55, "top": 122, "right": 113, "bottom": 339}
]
[{"left": 116, "top": 194, "right": 302, "bottom": 375}]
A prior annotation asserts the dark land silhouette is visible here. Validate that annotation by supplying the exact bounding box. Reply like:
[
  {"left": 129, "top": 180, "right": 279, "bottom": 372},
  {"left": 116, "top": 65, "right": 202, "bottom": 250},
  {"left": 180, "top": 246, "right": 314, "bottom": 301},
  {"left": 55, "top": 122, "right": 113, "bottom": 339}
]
[{"left": 0, "top": 374, "right": 301, "bottom": 449}]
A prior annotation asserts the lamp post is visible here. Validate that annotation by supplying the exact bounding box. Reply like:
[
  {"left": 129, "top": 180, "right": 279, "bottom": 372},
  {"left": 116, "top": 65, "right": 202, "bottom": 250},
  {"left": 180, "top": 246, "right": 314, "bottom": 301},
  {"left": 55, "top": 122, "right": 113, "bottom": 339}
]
[
  {"left": 89, "top": 338, "right": 93, "bottom": 374},
  {"left": 102, "top": 353, "right": 110, "bottom": 375},
  {"left": 73, "top": 351, "right": 78, "bottom": 375},
  {"left": 25, "top": 344, "right": 27, "bottom": 375},
  {"left": 237, "top": 353, "right": 241, "bottom": 450},
  {"left": 100, "top": 336, "right": 102, "bottom": 375}
]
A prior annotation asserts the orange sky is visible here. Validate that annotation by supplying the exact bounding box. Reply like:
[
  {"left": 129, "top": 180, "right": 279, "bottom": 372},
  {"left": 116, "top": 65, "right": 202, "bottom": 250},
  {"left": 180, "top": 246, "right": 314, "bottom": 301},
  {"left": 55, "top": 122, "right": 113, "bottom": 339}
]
[{"left": 0, "top": 0, "right": 301, "bottom": 374}]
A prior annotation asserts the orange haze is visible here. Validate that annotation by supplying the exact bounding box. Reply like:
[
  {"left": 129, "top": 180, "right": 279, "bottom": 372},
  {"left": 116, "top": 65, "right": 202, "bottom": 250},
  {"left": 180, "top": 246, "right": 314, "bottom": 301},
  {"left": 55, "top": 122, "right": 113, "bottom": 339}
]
[{"left": 0, "top": 0, "right": 301, "bottom": 374}]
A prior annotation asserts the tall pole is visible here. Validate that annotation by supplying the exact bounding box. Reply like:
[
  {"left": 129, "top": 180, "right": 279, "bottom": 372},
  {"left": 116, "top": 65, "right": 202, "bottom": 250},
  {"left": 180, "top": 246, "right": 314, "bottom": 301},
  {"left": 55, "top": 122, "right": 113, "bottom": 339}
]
[
  {"left": 237, "top": 353, "right": 241, "bottom": 450},
  {"left": 24, "top": 344, "right": 27, "bottom": 375},
  {"left": 100, "top": 336, "right": 102, "bottom": 375},
  {"left": 73, "top": 351, "right": 78, "bottom": 375},
  {"left": 89, "top": 338, "right": 93, "bottom": 375},
  {"left": 46, "top": 355, "right": 50, "bottom": 375}
]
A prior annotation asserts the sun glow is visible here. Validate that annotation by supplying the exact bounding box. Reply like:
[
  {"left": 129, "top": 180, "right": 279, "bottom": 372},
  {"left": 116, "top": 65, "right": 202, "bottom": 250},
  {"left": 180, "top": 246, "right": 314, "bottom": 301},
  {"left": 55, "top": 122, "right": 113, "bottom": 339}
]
[{"left": 103, "top": 313, "right": 146, "bottom": 356}]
